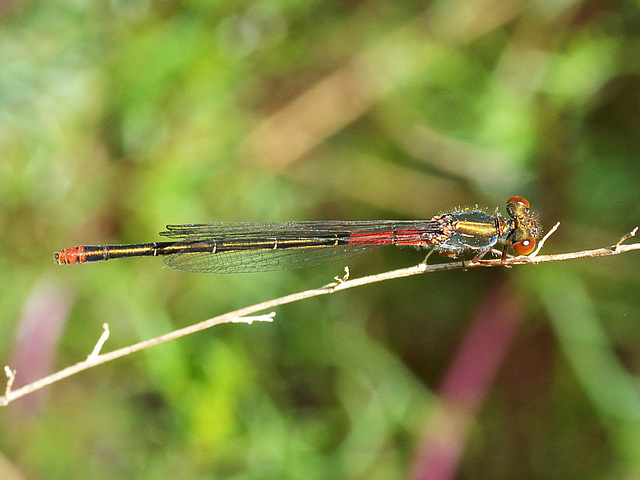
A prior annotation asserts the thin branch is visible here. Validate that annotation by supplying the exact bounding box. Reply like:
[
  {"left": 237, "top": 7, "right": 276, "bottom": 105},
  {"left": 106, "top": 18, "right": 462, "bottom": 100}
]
[
  {"left": 1, "top": 313, "right": 275, "bottom": 407},
  {"left": 530, "top": 222, "right": 560, "bottom": 256},
  {"left": 4, "top": 367, "right": 16, "bottom": 399},
  {"left": 615, "top": 226, "right": 637, "bottom": 249},
  {"left": 87, "top": 323, "right": 110, "bottom": 360},
  {"left": 2, "top": 228, "right": 639, "bottom": 406}
]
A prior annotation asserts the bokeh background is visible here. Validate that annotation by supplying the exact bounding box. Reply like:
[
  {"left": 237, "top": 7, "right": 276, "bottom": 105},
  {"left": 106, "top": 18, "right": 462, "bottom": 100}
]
[{"left": 2, "top": 1, "right": 640, "bottom": 479}]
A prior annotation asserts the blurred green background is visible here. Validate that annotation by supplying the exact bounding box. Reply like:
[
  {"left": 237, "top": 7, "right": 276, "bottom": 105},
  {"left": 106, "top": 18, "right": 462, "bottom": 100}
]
[{"left": 2, "top": 1, "right": 640, "bottom": 479}]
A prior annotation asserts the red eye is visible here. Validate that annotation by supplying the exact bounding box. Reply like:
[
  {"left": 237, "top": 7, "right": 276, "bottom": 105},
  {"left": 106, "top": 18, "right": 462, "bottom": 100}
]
[
  {"left": 507, "top": 196, "right": 530, "bottom": 209},
  {"left": 513, "top": 237, "right": 536, "bottom": 255}
]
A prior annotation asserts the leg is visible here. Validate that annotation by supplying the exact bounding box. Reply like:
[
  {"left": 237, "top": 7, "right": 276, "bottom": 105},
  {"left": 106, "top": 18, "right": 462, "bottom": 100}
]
[{"left": 471, "top": 247, "right": 490, "bottom": 263}]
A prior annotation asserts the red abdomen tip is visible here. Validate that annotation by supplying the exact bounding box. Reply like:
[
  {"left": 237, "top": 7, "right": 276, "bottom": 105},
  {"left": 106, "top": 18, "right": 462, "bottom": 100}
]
[{"left": 54, "top": 246, "right": 86, "bottom": 265}]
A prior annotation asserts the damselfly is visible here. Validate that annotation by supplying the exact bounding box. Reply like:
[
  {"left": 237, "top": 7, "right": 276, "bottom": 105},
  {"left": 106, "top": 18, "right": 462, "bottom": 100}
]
[{"left": 54, "top": 196, "right": 539, "bottom": 273}]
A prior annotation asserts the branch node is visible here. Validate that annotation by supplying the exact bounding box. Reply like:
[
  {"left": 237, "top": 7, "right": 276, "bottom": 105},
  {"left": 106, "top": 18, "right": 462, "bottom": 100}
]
[
  {"left": 529, "top": 222, "right": 560, "bottom": 258},
  {"left": 232, "top": 311, "right": 276, "bottom": 325},
  {"left": 88, "top": 323, "right": 110, "bottom": 360},
  {"left": 614, "top": 227, "right": 638, "bottom": 251},
  {"left": 322, "top": 266, "right": 351, "bottom": 290},
  {"left": 420, "top": 249, "right": 436, "bottom": 267},
  {"left": 334, "top": 266, "right": 350, "bottom": 283},
  {"left": 3, "top": 366, "right": 16, "bottom": 403}
]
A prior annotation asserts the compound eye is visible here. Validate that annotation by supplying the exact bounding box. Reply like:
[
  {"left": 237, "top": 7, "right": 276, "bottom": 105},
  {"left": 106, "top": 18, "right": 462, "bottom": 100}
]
[
  {"left": 507, "top": 196, "right": 530, "bottom": 209},
  {"left": 513, "top": 237, "right": 536, "bottom": 255}
]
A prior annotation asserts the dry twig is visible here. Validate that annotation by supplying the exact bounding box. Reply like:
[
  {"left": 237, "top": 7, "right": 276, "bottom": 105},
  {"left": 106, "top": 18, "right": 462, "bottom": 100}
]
[{"left": 2, "top": 225, "right": 639, "bottom": 406}]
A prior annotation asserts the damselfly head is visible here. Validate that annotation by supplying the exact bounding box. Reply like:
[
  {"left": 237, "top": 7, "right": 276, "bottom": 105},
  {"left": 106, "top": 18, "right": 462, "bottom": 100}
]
[{"left": 505, "top": 196, "right": 540, "bottom": 255}]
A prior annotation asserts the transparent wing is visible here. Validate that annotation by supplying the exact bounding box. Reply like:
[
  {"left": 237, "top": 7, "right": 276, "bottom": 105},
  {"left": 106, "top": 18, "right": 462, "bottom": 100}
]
[
  {"left": 160, "top": 220, "right": 442, "bottom": 273},
  {"left": 163, "top": 242, "right": 382, "bottom": 273},
  {"left": 160, "top": 220, "right": 434, "bottom": 239}
]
